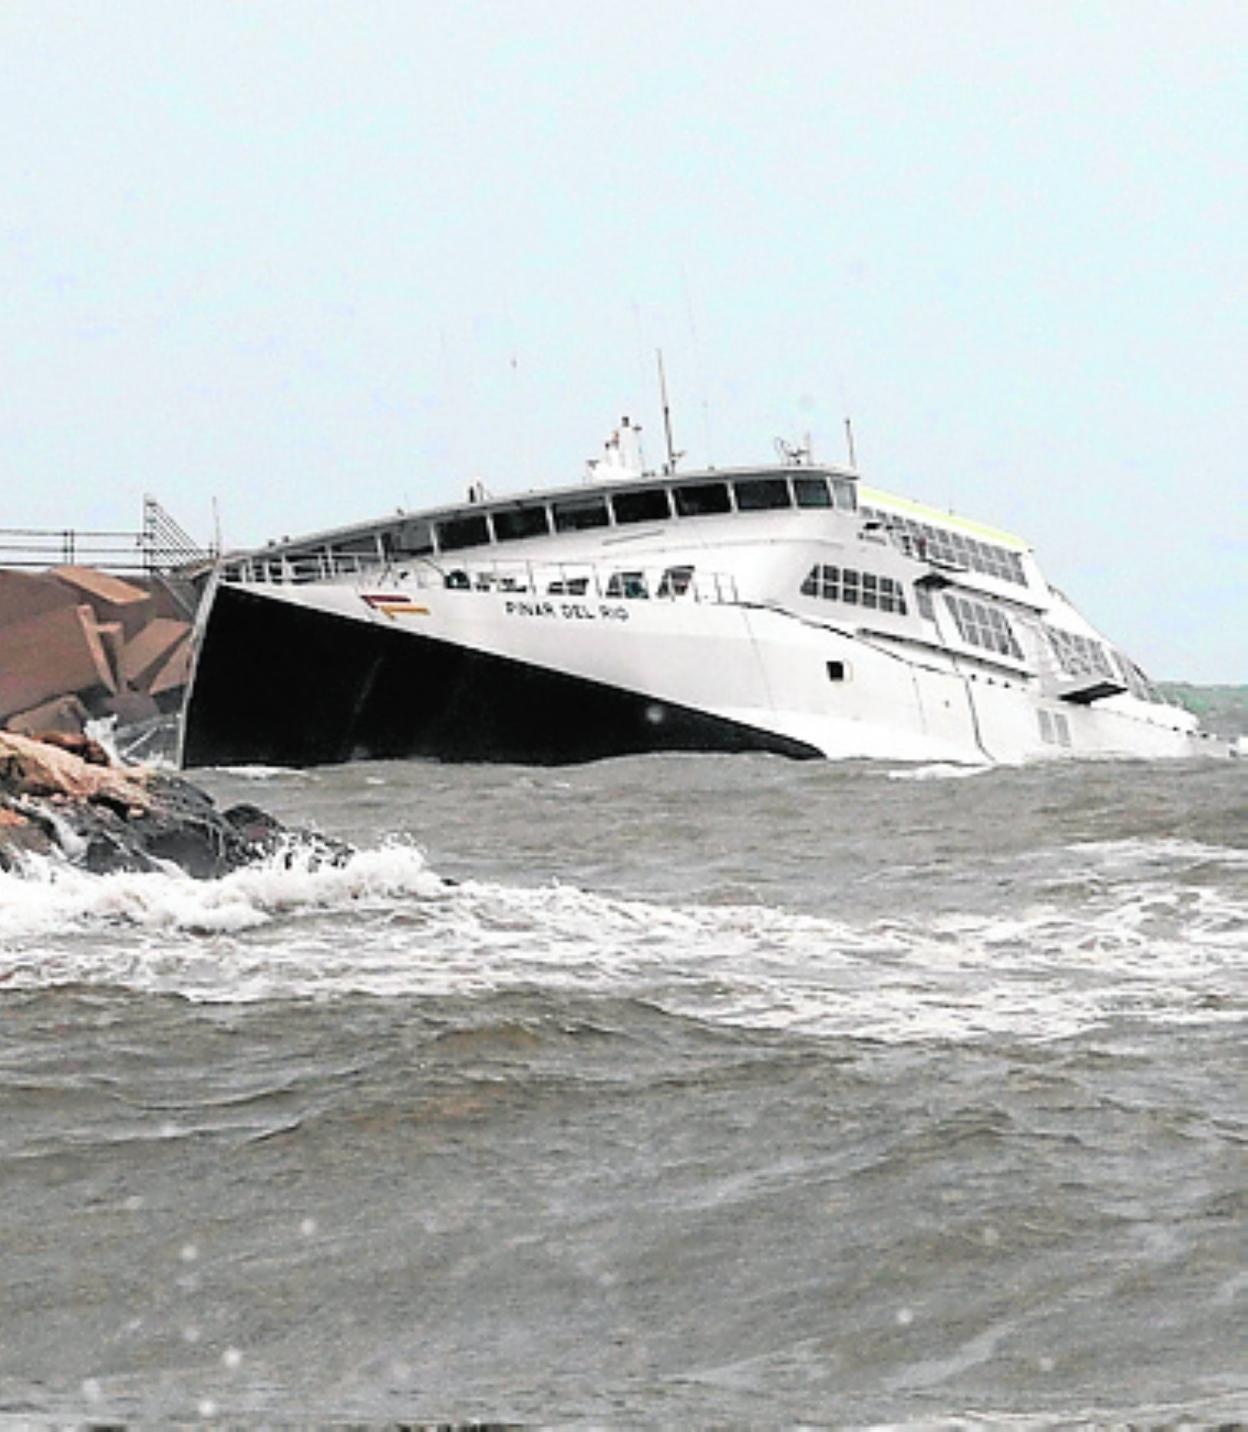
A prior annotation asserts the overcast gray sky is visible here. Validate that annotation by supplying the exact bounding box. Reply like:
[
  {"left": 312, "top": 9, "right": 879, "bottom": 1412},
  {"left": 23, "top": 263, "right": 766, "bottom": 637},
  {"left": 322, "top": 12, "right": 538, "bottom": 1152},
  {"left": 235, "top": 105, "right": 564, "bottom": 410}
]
[{"left": 1, "top": 0, "right": 1243, "bottom": 680}]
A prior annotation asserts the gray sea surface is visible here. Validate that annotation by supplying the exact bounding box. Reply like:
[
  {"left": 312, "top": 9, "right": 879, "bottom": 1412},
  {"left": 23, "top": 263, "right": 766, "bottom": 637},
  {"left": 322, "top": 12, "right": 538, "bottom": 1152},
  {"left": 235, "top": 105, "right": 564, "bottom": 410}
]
[{"left": 1, "top": 753, "right": 1245, "bottom": 1425}]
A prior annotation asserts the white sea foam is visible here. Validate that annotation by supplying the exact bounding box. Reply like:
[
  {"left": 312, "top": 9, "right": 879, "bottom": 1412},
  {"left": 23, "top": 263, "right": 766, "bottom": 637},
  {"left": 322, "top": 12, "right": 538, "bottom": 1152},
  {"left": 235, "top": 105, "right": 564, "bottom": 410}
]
[
  {"left": 1, "top": 834, "right": 1243, "bottom": 1043},
  {"left": 212, "top": 764, "right": 317, "bottom": 781},
  {"left": 1071, "top": 836, "right": 1248, "bottom": 871},
  {"left": 0, "top": 841, "right": 446, "bottom": 943},
  {"left": 885, "top": 763, "right": 995, "bottom": 782}
]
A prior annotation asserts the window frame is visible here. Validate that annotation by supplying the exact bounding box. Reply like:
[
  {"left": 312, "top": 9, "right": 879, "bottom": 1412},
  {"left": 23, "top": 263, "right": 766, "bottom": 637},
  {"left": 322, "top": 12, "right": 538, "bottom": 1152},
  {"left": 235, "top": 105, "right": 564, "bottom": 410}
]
[
  {"left": 672, "top": 481, "right": 732, "bottom": 518},
  {"left": 611, "top": 488, "right": 672, "bottom": 525},
  {"left": 491, "top": 504, "right": 550, "bottom": 543},
  {"left": 733, "top": 477, "right": 793, "bottom": 512},
  {"left": 434, "top": 513, "right": 492, "bottom": 552}
]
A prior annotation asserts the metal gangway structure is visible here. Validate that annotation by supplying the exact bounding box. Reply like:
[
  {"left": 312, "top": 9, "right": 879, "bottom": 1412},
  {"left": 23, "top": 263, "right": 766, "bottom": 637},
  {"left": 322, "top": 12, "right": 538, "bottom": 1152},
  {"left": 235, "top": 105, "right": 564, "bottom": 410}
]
[{"left": 0, "top": 496, "right": 215, "bottom": 575}]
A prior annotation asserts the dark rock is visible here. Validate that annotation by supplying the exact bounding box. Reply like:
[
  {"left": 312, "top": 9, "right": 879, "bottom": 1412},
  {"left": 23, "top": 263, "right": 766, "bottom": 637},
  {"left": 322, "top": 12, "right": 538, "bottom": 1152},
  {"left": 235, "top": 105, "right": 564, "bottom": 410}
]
[
  {"left": 0, "top": 731, "right": 351, "bottom": 879},
  {"left": 222, "top": 801, "right": 353, "bottom": 868},
  {"left": 0, "top": 808, "right": 54, "bottom": 871}
]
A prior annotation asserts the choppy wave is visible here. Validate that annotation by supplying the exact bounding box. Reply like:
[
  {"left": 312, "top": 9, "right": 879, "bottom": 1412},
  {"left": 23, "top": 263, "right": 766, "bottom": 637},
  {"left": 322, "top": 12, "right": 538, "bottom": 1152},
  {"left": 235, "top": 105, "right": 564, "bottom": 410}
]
[{"left": 1, "top": 833, "right": 1242, "bottom": 1044}]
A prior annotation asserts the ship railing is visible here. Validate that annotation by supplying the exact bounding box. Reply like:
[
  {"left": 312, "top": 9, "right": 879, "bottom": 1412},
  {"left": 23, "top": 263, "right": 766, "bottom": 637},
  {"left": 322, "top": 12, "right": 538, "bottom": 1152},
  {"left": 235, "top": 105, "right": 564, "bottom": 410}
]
[
  {"left": 222, "top": 550, "right": 742, "bottom": 605},
  {"left": 400, "top": 557, "right": 741, "bottom": 606},
  {"left": 222, "top": 550, "right": 384, "bottom": 586}
]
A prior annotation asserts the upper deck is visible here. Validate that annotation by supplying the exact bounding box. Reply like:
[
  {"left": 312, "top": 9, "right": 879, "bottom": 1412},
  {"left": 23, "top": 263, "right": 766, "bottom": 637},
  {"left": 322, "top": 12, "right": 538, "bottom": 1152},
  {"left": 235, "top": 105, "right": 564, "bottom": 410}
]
[{"left": 223, "top": 462, "right": 1037, "bottom": 599}]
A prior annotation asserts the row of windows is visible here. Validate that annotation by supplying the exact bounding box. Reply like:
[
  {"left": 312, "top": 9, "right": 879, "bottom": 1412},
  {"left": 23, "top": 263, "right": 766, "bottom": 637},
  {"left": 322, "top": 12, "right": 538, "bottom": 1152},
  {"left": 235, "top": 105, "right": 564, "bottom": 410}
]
[
  {"left": 444, "top": 564, "right": 698, "bottom": 600},
  {"left": 601, "top": 567, "right": 705, "bottom": 599},
  {"left": 860, "top": 507, "right": 1027, "bottom": 586},
  {"left": 800, "top": 564, "right": 909, "bottom": 614},
  {"left": 800, "top": 567, "right": 1074, "bottom": 673},
  {"left": 1120, "top": 657, "right": 1162, "bottom": 705},
  {"left": 946, "top": 593, "right": 1023, "bottom": 659},
  {"left": 800, "top": 567, "right": 1024, "bottom": 647},
  {"left": 424, "top": 474, "right": 856, "bottom": 554},
  {"left": 1043, "top": 625, "right": 1164, "bottom": 704},
  {"left": 1045, "top": 625, "right": 1115, "bottom": 681},
  {"left": 1044, "top": 631, "right": 1163, "bottom": 705}
]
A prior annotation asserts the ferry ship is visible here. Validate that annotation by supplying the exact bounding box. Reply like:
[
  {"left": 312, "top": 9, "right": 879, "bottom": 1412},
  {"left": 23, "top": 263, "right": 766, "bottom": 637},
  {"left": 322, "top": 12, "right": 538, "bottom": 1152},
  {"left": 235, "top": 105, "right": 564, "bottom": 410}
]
[{"left": 180, "top": 421, "right": 1211, "bottom": 768}]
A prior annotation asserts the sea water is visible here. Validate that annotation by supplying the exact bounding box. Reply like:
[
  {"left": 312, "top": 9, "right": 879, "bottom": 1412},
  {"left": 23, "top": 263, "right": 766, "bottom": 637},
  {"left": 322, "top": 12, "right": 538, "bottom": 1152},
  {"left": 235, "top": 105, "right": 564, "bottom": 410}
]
[{"left": 0, "top": 754, "right": 1244, "bottom": 1424}]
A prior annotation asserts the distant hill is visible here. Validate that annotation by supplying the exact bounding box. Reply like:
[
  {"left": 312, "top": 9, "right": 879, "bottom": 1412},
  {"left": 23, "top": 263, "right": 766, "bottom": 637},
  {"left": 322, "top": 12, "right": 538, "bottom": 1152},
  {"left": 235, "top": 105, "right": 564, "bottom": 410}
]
[{"left": 1161, "top": 684, "right": 1248, "bottom": 737}]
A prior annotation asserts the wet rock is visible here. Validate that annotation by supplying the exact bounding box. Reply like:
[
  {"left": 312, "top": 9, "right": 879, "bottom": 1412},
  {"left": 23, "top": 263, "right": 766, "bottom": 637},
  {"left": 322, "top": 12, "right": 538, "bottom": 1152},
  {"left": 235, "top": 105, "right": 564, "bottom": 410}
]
[
  {"left": 0, "top": 731, "right": 350, "bottom": 878},
  {"left": 221, "top": 801, "right": 351, "bottom": 869},
  {"left": 0, "top": 805, "right": 54, "bottom": 868}
]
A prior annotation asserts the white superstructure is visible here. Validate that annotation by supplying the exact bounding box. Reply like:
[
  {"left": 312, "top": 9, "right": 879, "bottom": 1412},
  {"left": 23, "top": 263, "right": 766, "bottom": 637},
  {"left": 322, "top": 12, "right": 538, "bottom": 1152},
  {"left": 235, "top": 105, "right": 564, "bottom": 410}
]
[{"left": 181, "top": 432, "right": 1212, "bottom": 768}]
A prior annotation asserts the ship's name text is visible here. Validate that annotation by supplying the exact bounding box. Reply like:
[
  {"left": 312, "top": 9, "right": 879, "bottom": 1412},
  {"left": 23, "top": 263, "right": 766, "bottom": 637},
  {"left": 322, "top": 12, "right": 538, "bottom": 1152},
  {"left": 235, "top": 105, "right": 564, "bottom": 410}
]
[{"left": 504, "top": 599, "right": 630, "bottom": 623}]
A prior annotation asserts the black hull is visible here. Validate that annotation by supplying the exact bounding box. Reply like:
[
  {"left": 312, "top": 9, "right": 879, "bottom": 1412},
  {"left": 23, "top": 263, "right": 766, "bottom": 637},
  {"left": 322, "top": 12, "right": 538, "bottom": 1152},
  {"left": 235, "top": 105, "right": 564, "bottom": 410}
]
[{"left": 180, "top": 584, "right": 821, "bottom": 768}]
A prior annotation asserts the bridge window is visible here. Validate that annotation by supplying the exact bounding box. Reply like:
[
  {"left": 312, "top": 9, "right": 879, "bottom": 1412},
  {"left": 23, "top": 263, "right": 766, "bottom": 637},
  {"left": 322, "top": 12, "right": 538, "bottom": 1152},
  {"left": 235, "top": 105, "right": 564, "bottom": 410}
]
[
  {"left": 793, "top": 476, "right": 831, "bottom": 508},
  {"left": 435, "top": 513, "right": 491, "bottom": 552},
  {"left": 733, "top": 477, "right": 792, "bottom": 511},
  {"left": 492, "top": 504, "right": 550, "bottom": 542},
  {"left": 612, "top": 488, "right": 671, "bottom": 525},
  {"left": 552, "top": 496, "right": 609, "bottom": 532},
  {"left": 391, "top": 519, "right": 434, "bottom": 557},
  {"left": 673, "top": 481, "right": 731, "bottom": 517}
]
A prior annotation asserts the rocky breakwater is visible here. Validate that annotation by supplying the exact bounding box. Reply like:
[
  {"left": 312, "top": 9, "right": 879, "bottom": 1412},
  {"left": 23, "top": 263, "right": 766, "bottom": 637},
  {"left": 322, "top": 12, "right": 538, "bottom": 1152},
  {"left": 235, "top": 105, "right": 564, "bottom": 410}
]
[
  {"left": 0, "top": 730, "right": 348, "bottom": 878},
  {"left": 0, "top": 566, "right": 202, "bottom": 740}
]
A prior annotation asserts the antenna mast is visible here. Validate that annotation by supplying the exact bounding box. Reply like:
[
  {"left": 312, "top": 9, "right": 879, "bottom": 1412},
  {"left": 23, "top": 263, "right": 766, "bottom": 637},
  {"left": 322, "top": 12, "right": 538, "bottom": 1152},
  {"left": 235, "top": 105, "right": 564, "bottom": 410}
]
[
  {"left": 657, "top": 349, "right": 678, "bottom": 474},
  {"left": 844, "top": 417, "right": 858, "bottom": 470}
]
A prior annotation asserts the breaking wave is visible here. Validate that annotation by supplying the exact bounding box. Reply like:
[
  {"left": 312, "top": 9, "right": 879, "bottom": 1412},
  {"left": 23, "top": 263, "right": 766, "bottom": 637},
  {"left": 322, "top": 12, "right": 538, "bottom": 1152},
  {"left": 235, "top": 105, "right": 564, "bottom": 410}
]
[
  {"left": 1, "top": 833, "right": 1242, "bottom": 1044},
  {"left": 0, "top": 839, "right": 445, "bottom": 940}
]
